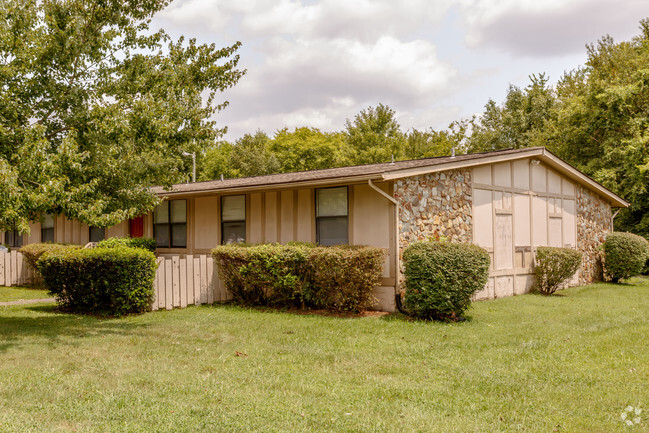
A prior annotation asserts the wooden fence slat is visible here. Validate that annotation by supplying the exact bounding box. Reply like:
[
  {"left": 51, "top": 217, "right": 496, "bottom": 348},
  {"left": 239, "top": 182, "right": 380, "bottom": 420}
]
[
  {"left": 0, "top": 252, "right": 5, "bottom": 286},
  {"left": 186, "top": 255, "right": 195, "bottom": 305},
  {"left": 206, "top": 258, "right": 214, "bottom": 304},
  {"left": 193, "top": 257, "right": 201, "bottom": 305},
  {"left": 172, "top": 256, "right": 180, "bottom": 308},
  {"left": 17, "top": 252, "right": 24, "bottom": 285},
  {"left": 199, "top": 255, "right": 207, "bottom": 304},
  {"left": 153, "top": 257, "right": 164, "bottom": 311},
  {"left": 7, "top": 251, "right": 14, "bottom": 287},
  {"left": 179, "top": 258, "right": 187, "bottom": 308},
  {"left": 164, "top": 258, "right": 173, "bottom": 310}
]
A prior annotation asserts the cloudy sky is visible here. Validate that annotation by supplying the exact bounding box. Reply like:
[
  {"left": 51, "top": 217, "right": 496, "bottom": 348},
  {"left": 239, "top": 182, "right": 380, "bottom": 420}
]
[{"left": 153, "top": 0, "right": 649, "bottom": 140}]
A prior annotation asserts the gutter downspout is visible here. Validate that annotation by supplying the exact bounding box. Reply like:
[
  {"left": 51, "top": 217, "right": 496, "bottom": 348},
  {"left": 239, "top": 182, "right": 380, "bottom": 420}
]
[{"left": 367, "top": 179, "right": 406, "bottom": 314}]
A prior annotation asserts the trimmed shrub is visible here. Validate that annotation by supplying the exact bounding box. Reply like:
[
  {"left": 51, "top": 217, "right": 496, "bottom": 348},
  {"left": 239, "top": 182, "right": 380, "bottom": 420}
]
[
  {"left": 37, "top": 246, "right": 157, "bottom": 316},
  {"left": 534, "top": 247, "right": 582, "bottom": 295},
  {"left": 403, "top": 241, "right": 490, "bottom": 321},
  {"left": 307, "top": 246, "right": 386, "bottom": 312},
  {"left": 603, "top": 232, "right": 649, "bottom": 283},
  {"left": 21, "top": 243, "right": 81, "bottom": 272},
  {"left": 212, "top": 243, "right": 311, "bottom": 306},
  {"left": 97, "top": 237, "right": 157, "bottom": 252},
  {"left": 212, "top": 243, "right": 386, "bottom": 312}
]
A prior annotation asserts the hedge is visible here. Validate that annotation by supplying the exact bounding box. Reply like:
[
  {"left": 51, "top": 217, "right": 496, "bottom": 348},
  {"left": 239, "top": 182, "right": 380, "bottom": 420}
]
[
  {"left": 534, "top": 246, "right": 582, "bottom": 295},
  {"left": 97, "top": 237, "right": 157, "bottom": 252},
  {"left": 212, "top": 243, "right": 386, "bottom": 312},
  {"left": 603, "top": 232, "right": 649, "bottom": 283},
  {"left": 403, "top": 241, "right": 490, "bottom": 321},
  {"left": 37, "top": 246, "right": 157, "bottom": 316},
  {"left": 21, "top": 243, "right": 81, "bottom": 272}
]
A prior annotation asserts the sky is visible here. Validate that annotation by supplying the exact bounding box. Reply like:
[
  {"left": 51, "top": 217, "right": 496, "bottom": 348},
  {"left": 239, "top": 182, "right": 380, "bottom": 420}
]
[{"left": 153, "top": 0, "right": 649, "bottom": 141}]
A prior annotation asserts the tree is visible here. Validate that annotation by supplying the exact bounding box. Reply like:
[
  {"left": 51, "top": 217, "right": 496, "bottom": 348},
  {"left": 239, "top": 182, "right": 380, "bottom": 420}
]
[
  {"left": 404, "top": 128, "right": 459, "bottom": 159},
  {"left": 344, "top": 104, "right": 406, "bottom": 165},
  {"left": 270, "top": 127, "right": 351, "bottom": 172},
  {"left": 0, "top": 0, "right": 244, "bottom": 232},
  {"left": 226, "top": 131, "right": 280, "bottom": 178}
]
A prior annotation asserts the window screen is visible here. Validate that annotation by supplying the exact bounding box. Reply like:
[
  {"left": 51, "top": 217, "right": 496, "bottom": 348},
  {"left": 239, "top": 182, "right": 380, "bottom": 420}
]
[
  {"left": 41, "top": 214, "right": 55, "bottom": 243},
  {"left": 316, "top": 187, "right": 348, "bottom": 246},
  {"left": 154, "top": 200, "right": 187, "bottom": 248},
  {"left": 89, "top": 226, "right": 105, "bottom": 243},
  {"left": 5, "top": 229, "right": 23, "bottom": 248},
  {"left": 221, "top": 195, "right": 246, "bottom": 244}
]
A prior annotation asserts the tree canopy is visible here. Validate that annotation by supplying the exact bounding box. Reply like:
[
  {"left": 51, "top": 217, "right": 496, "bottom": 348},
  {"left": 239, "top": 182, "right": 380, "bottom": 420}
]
[{"left": 0, "top": 0, "right": 244, "bottom": 232}]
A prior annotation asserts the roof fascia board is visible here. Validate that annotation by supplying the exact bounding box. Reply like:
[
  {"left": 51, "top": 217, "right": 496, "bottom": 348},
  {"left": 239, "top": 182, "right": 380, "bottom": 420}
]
[
  {"left": 381, "top": 149, "right": 544, "bottom": 181},
  {"left": 156, "top": 174, "right": 386, "bottom": 198}
]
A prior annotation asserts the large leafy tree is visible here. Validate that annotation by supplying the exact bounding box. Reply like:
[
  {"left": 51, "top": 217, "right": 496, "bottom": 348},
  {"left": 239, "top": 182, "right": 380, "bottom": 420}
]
[
  {"left": 0, "top": 0, "right": 244, "bottom": 232},
  {"left": 344, "top": 104, "right": 407, "bottom": 165},
  {"left": 270, "top": 127, "right": 350, "bottom": 172}
]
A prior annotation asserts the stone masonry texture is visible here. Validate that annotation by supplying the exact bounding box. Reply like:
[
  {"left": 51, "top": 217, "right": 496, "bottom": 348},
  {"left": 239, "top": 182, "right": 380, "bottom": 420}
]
[{"left": 576, "top": 185, "right": 612, "bottom": 285}]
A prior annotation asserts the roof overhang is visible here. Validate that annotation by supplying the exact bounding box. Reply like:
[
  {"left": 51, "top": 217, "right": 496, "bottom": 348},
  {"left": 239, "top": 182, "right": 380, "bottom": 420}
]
[{"left": 381, "top": 148, "right": 629, "bottom": 208}]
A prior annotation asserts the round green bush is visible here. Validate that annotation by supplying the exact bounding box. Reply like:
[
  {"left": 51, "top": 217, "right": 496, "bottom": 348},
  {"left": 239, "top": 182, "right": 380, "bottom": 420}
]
[
  {"left": 534, "top": 246, "right": 582, "bottom": 295},
  {"left": 21, "top": 243, "right": 81, "bottom": 272},
  {"left": 37, "top": 246, "right": 157, "bottom": 316},
  {"left": 603, "top": 232, "right": 649, "bottom": 283},
  {"left": 403, "top": 241, "right": 490, "bottom": 321}
]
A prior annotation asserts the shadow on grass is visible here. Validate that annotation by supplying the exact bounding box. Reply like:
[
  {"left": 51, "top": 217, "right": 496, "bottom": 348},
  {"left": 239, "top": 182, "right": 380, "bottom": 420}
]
[{"left": 0, "top": 304, "right": 149, "bottom": 353}]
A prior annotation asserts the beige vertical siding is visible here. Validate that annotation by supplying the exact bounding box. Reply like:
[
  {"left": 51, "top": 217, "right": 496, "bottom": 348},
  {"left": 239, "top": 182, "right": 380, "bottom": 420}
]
[
  {"left": 473, "top": 158, "right": 578, "bottom": 299},
  {"left": 193, "top": 196, "right": 219, "bottom": 249}
]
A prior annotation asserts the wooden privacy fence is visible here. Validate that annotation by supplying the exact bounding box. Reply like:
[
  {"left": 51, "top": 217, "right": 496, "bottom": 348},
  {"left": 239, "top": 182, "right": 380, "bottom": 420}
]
[
  {"left": 152, "top": 255, "right": 228, "bottom": 311},
  {"left": 0, "top": 251, "right": 41, "bottom": 287}
]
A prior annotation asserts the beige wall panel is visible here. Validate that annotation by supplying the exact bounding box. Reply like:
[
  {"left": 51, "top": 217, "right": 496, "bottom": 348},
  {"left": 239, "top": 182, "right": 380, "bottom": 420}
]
[
  {"left": 532, "top": 164, "right": 547, "bottom": 192},
  {"left": 474, "top": 277, "right": 495, "bottom": 301},
  {"left": 372, "top": 286, "right": 396, "bottom": 312},
  {"left": 107, "top": 221, "right": 129, "bottom": 239},
  {"left": 194, "top": 196, "right": 219, "bottom": 249},
  {"left": 249, "top": 193, "right": 263, "bottom": 244},
  {"left": 549, "top": 217, "right": 562, "bottom": 247},
  {"left": 495, "top": 276, "right": 514, "bottom": 298},
  {"left": 296, "top": 189, "right": 312, "bottom": 242},
  {"left": 27, "top": 222, "right": 40, "bottom": 244},
  {"left": 514, "top": 194, "right": 530, "bottom": 247},
  {"left": 352, "top": 184, "right": 391, "bottom": 278},
  {"left": 502, "top": 192, "right": 512, "bottom": 210},
  {"left": 264, "top": 191, "right": 278, "bottom": 243},
  {"left": 494, "top": 214, "right": 513, "bottom": 270},
  {"left": 563, "top": 199, "right": 576, "bottom": 247},
  {"left": 512, "top": 160, "right": 530, "bottom": 190},
  {"left": 473, "top": 189, "right": 493, "bottom": 248},
  {"left": 55, "top": 216, "right": 65, "bottom": 242},
  {"left": 80, "top": 223, "right": 89, "bottom": 244},
  {"left": 64, "top": 218, "right": 73, "bottom": 243},
  {"left": 548, "top": 170, "right": 562, "bottom": 194},
  {"left": 515, "top": 275, "right": 534, "bottom": 295},
  {"left": 532, "top": 196, "right": 548, "bottom": 246},
  {"left": 562, "top": 178, "right": 576, "bottom": 197},
  {"left": 473, "top": 165, "right": 492, "bottom": 185},
  {"left": 280, "top": 190, "right": 294, "bottom": 244},
  {"left": 493, "top": 190, "right": 502, "bottom": 210},
  {"left": 71, "top": 221, "right": 81, "bottom": 244},
  {"left": 493, "top": 162, "right": 512, "bottom": 187}
]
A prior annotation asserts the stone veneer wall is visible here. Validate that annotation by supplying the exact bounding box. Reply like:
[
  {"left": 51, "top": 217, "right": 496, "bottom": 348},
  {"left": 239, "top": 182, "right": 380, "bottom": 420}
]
[
  {"left": 576, "top": 185, "right": 612, "bottom": 285},
  {"left": 394, "top": 169, "right": 473, "bottom": 284}
]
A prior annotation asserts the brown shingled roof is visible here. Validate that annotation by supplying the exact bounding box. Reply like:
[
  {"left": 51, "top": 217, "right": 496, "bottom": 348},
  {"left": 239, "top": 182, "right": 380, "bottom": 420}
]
[{"left": 153, "top": 147, "right": 541, "bottom": 195}]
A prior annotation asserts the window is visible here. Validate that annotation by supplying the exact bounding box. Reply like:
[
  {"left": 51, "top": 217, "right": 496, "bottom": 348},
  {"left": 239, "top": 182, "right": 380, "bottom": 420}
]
[
  {"left": 89, "top": 226, "right": 105, "bottom": 243},
  {"left": 221, "top": 195, "right": 246, "bottom": 244},
  {"left": 154, "top": 200, "right": 187, "bottom": 248},
  {"left": 316, "top": 187, "right": 348, "bottom": 246},
  {"left": 5, "top": 228, "right": 23, "bottom": 248},
  {"left": 41, "top": 214, "right": 55, "bottom": 243}
]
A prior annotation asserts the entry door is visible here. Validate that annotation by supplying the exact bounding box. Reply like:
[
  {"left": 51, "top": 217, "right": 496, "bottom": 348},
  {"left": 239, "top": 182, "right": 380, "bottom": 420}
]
[{"left": 130, "top": 216, "right": 144, "bottom": 238}]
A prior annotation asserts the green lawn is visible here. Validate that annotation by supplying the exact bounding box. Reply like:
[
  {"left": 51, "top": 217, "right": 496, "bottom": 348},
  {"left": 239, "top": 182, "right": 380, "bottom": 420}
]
[
  {"left": 0, "top": 286, "right": 50, "bottom": 302},
  {"left": 1, "top": 279, "right": 648, "bottom": 432}
]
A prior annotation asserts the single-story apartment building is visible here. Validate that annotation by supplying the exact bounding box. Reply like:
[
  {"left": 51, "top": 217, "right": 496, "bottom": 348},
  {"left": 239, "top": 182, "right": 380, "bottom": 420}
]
[{"left": 1, "top": 147, "right": 628, "bottom": 311}]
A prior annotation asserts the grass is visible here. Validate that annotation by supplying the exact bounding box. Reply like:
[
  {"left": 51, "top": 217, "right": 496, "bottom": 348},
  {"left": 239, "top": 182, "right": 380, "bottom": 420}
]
[
  {"left": 0, "top": 286, "right": 50, "bottom": 302},
  {"left": 1, "top": 278, "right": 649, "bottom": 432}
]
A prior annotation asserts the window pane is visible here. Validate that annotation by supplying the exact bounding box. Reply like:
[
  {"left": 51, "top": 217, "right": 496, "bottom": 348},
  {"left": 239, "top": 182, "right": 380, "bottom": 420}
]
[
  {"left": 155, "top": 223, "right": 170, "bottom": 247},
  {"left": 317, "top": 217, "right": 348, "bottom": 246},
  {"left": 222, "top": 222, "right": 246, "bottom": 245},
  {"left": 171, "top": 223, "right": 187, "bottom": 248},
  {"left": 154, "top": 202, "right": 169, "bottom": 224},
  {"left": 171, "top": 200, "right": 187, "bottom": 223},
  {"left": 5, "top": 230, "right": 13, "bottom": 246},
  {"left": 14, "top": 231, "right": 23, "bottom": 248},
  {"left": 42, "top": 214, "right": 54, "bottom": 229},
  {"left": 89, "top": 227, "right": 105, "bottom": 243},
  {"left": 42, "top": 227, "right": 55, "bottom": 243},
  {"left": 222, "top": 195, "right": 246, "bottom": 222},
  {"left": 316, "top": 187, "right": 347, "bottom": 217}
]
